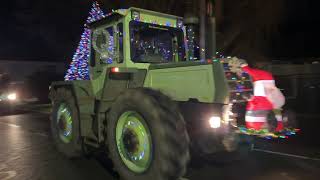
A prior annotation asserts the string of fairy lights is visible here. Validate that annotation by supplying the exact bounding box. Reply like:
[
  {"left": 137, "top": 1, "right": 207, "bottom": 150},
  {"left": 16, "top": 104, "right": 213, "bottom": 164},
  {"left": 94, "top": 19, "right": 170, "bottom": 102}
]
[
  {"left": 65, "top": 1, "right": 106, "bottom": 81},
  {"left": 237, "top": 126, "right": 300, "bottom": 140}
]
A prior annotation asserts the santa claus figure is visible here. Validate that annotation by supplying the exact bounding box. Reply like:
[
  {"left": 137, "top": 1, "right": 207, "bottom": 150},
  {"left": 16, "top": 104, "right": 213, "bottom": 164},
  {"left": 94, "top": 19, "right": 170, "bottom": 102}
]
[{"left": 229, "top": 57, "right": 285, "bottom": 132}]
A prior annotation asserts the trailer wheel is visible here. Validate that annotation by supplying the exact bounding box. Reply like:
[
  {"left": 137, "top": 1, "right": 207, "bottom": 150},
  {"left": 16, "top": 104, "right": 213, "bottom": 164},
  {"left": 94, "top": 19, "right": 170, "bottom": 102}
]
[
  {"left": 267, "top": 110, "right": 277, "bottom": 132},
  {"left": 107, "top": 88, "right": 190, "bottom": 180},
  {"left": 203, "top": 133, "right": 253, "bottom": 164},
  {"left": 51, "top": 88, "right": 82, "bottom": 158},
  {"left": 283, "top": 109, "right": 297, "bottom": 128},
  {"left": 229, "top": 134, "right": 254, "bottom": 161}
]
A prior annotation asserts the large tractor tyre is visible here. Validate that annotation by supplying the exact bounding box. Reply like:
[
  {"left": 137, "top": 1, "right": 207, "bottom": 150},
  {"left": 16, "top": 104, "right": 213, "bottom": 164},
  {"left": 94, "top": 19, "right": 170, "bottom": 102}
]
[
  {"left": 107, "top": 88, "right": 190, "bottom": 180},
  {"left": 50, "top": 88, "right": 82, "bottom": 158}
]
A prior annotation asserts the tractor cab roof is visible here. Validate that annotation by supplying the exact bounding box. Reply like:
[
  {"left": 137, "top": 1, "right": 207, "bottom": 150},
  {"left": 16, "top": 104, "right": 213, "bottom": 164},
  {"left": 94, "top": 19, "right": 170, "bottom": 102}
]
[
  {"left": 88, "top": 7, "right": 183, "bottom": 29},
  {"left": 87, "top": 9, "right": 126, "bottom": 28}
]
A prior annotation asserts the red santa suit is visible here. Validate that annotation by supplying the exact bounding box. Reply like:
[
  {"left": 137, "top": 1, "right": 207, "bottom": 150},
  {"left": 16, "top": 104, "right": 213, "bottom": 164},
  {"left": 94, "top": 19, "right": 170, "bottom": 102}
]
[{"left": 242, "top": 65, "right": 285, "bottom": 132}]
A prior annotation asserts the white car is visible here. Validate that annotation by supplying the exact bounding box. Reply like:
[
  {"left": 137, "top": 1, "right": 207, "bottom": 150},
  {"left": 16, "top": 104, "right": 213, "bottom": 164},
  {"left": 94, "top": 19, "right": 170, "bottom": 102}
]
[{"left": 0, "top": 91, "right": 18, "bottom": 102}]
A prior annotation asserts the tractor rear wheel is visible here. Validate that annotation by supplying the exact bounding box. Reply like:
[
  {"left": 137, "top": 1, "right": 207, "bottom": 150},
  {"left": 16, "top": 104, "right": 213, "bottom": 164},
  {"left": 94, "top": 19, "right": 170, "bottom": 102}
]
[
  {"left": 51, "top": 88, "right": 82, "bottom": 158},
  {"left": 107, "top": 88, "right": 190, "bottom": 180}
]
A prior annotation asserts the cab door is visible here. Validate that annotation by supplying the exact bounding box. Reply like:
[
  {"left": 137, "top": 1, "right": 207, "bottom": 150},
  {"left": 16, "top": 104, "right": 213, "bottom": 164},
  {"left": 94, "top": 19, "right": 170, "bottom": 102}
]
[
  {"left": 100, "top": 22, "right": 130, "bottom": 102},
  {"left": 89, "top": 24, "right": 116, "bottom": 98}
]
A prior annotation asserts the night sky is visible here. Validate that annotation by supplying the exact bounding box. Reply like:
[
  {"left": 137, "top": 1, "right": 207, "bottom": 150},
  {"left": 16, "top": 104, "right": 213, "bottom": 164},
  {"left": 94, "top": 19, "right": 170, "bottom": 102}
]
[
  {"left": 277, "top": 0, "right": 320, "bottom": 58},
  {"left": 1, "top": 0, "right": 320, "bottom": 62},
  {"left": 0, "top": 0, "right": 91, "bottom": 61}
]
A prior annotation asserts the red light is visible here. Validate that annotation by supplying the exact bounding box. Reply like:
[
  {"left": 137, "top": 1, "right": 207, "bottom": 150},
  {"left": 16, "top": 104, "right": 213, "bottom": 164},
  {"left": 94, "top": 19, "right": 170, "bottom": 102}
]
[
  {"left": 207, "top": 59, "right": 213, "bottom": 64},
  {"left": 111, "top": 67, "right": 119, "bottom": 73}
]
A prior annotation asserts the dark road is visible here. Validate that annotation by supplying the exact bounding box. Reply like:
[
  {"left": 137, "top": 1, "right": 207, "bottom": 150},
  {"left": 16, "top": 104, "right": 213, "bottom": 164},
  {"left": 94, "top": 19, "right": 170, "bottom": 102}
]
[{"left": 0, "top": 113, "right": 319, "bottom": 180}]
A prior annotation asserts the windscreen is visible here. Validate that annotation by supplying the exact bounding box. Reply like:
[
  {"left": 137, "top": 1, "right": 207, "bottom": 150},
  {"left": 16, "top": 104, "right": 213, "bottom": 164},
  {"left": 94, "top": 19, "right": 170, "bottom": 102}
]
[{"left": 130, "top": 21, "right": 185, "bottom": 63}]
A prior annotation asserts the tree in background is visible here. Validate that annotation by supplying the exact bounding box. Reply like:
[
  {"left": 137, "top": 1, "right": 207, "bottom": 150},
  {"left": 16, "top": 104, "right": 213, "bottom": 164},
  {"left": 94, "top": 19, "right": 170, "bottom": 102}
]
[{"left": 65, "top": 1, "right": 105, "bottom": 80}]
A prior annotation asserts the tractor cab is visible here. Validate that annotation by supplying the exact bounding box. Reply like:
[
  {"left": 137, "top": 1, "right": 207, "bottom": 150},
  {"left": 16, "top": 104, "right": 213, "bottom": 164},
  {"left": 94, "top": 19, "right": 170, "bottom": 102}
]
[{"left": 88, "top": 8, "right": 186, "bottom": 75}]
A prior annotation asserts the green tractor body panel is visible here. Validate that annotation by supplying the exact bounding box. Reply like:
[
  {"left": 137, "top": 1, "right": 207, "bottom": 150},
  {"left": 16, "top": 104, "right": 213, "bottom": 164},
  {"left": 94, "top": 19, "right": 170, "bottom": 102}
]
[
  {"left": 50, "top": 81, "right": 95, "bottom": 113},
  {"left": 145, "top": 63, "right": 226, "bottom": 103},
  {"left": 91, "top": 68, "right": 107, "bottom": 97},
  {"left": 50, "top": 80, "right": 95, "bottom": 137}
]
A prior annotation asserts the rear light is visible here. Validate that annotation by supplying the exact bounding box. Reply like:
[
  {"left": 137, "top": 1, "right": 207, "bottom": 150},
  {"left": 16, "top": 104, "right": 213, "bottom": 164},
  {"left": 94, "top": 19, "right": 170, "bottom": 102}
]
[{"left": 111, "top": 67, "right": 119, "bottom": 73}]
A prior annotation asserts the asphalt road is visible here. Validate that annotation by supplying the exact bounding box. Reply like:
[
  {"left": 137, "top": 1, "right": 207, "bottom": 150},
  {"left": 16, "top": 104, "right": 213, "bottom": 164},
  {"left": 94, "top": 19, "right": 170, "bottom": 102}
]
[{"left": 0, "top": 112, "right": 319, "bottom": 180}]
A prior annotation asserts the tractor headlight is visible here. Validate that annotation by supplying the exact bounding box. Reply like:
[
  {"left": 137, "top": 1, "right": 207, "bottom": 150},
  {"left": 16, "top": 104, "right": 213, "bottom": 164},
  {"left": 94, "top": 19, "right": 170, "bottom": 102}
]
[
  {"left": 7, "top": 93, "right": 17, "bottom": 101},
  {"left": 209, "top": 116, "right": 221, "bottom": 129}
]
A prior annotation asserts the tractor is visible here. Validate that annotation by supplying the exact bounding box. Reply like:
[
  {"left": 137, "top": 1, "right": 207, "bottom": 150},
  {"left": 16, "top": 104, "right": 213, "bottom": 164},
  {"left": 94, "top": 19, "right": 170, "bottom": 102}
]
[{"left": 49, "top": 7, "right": 253, "bottom": 180}]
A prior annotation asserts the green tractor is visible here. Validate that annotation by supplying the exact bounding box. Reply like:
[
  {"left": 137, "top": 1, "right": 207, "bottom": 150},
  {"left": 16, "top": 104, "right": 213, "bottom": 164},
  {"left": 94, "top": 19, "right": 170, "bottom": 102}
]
[{"left": 49, "top": 7, "right": 252, "bottom": 180}]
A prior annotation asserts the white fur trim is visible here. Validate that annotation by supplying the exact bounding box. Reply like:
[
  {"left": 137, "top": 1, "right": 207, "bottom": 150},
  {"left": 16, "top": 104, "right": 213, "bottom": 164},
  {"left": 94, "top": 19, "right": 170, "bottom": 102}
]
[
  {"left": 245, "top": 116, "right": 267, "bottom": 122},
  {"left": 253, "top": 80, "right": 275, "bottom": 96},
  {"left": 254, "top": 80, "right": 275, "bottom": 84}
]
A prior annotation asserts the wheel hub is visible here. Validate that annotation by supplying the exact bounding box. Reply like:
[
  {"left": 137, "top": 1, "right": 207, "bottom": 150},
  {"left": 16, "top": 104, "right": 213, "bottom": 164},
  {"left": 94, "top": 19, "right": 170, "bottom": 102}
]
[
  {"left": 58, "top": 117, "right": 67, "bottom": 131},
  {"left": 56, "top": 103, "right": 72, "bottom": 144},
  {"left": 116, "top": 111, "right": 152, "bottom": 173},
  {"left": 123, "top": 129, "right": 140, "bottom": 154}
]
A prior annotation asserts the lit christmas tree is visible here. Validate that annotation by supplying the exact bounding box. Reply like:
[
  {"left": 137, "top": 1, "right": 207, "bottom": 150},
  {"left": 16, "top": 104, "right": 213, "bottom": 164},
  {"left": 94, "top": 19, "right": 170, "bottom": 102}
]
[{"left": 65, "top": 1, "right": 106, "bottom": 81}]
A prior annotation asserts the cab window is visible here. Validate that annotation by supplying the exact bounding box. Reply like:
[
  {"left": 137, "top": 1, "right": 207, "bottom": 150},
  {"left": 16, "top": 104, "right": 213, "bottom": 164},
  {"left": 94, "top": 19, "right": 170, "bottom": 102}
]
[{"left": 130, "top": 21, "right": 185, "bottom": 63}]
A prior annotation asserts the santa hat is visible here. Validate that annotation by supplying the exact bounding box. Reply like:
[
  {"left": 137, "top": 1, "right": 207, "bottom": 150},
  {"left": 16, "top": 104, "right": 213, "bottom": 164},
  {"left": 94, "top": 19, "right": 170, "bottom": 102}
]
[
  {"left": 242, "top": 65, "right": 274, "bottom": 82},
  {"left": 241, "top": 65, "right": 284, "bottom": 131}
]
